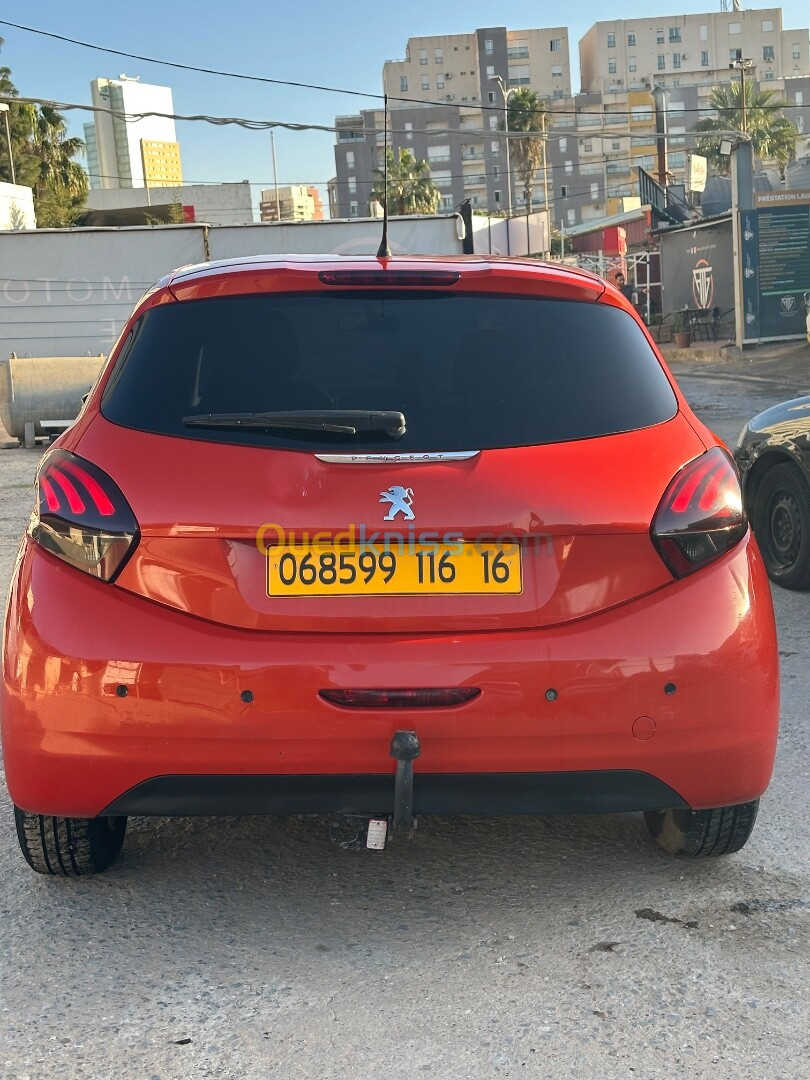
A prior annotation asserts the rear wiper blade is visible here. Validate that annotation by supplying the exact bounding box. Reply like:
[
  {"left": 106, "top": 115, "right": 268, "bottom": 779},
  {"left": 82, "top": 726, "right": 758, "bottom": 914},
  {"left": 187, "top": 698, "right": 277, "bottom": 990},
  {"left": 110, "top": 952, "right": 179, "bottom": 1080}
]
[{"left": 182, "top": 410, "right": 406, "bottom": 438}]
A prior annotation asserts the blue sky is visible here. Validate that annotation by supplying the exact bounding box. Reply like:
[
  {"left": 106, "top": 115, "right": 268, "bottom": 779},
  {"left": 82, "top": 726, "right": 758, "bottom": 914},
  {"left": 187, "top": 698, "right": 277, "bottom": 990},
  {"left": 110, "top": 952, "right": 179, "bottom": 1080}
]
[{"left": 0, "top": 1, "right": 807, "bottom": 209}]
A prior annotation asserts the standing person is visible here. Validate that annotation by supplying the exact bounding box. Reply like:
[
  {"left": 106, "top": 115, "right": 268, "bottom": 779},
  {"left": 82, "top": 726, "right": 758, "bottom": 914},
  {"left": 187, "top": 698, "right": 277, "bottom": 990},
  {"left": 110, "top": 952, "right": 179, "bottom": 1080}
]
[{"left": 614, "top": 271, "right": 635, "bottom": 302}]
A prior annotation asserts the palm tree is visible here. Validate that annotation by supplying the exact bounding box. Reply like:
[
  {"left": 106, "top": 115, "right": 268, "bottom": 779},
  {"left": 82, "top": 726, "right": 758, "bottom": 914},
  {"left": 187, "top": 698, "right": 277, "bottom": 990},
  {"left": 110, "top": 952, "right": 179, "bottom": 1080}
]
[
  {"left": 507, "top": 88, "right": 547, "bottom": 210},
  {"left": 370, "top": 147, "right": 441, "bottom": 215},
  {"left": 22, "top": 104, "right": 88, "bottom": 225},
  {"left": 692, "top": 81, "right": 795, "bottom": 175}
]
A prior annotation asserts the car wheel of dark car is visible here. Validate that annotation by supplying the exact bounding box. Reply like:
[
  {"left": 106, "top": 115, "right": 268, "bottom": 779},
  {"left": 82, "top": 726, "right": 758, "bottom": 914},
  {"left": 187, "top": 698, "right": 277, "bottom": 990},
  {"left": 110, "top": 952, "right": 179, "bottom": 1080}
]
[
  {"left": 644, "top": 800, "right": 759, "bottom": 856},
  {"left": 754, "top": 463, "right": 810, "bottom": 590},
  {"left": 14, "top": 806, "right": 127, "bottom": 876}
]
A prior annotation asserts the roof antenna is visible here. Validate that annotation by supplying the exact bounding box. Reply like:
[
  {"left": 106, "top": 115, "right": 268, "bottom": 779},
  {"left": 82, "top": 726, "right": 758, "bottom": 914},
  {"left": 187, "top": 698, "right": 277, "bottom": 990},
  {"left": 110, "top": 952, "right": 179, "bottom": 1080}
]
[{"left": 377, "top": 94, "right": 391, "bottom": 258}]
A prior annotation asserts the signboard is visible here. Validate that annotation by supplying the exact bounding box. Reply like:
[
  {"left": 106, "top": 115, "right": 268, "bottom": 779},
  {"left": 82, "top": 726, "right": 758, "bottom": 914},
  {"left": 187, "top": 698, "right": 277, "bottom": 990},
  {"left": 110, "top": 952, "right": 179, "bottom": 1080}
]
[
  {"left": 688, "top": 155, "right": 708, "bottom": 193},
  {"left": 739, "top": 191, "right": 810, "bottom": 342},
  {"left": 660, "top": 218, "right": 734, "bottom": 315}
]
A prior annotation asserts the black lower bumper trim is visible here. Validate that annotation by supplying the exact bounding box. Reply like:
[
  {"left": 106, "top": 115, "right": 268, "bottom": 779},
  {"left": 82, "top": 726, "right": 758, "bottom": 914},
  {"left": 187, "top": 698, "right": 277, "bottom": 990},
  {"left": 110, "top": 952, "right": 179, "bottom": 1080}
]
[{"left": 101, "top": 770, "right": 688, "bottom": 817}]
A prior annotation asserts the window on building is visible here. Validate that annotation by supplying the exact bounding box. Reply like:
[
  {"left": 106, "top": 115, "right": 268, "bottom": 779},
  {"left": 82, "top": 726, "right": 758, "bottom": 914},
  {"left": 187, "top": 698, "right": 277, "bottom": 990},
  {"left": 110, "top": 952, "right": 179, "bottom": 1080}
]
[
  {"left": 701, "top": 51, "right": 709, "bottom": 67},
  {"left": 558, "top": 137, "right": 567, "bottom": 152},
  {"left": 763, "top": 45, "right": 775, "bottom": 62},
  {"left": 508, "top": 41, "right": 530, "bottom": 59},
  {"left": 486, "top": 64, "right": 495, "bottom": 77},
  {"left": 795, "top": 91, "right": 804, "bottom": 105},
  {"left": 608, "top": 59, "right": 617, "bottom": 74},
  {"left": 629, "top": 60, "right": 637, "bottom": 72},
  {"left": 764, "top": 71, "right": 775, "bottom": 80},
  {"left": 669, "top": 151, "right": 686, "bottom": 168},
  {"left": 405, "top": 122, "right": 413, "bottom": 141},
  {"left": 669, "top": 28, "right": 681, "bottom": 43},
  {"left": 485, "top": 38, "right": 494, "bottom": 54},
  {"left": 494, "top": 190, "right": 501, "bottom": 204},
  {"left": 487, "top": 90, "right": 495, "bottom": 103},
  {"left": 673, "top": 53, "right": 681, "bottom": 68},
  {"left": 590, "top": 182, "right": 600, "bottom": 200},
  {"left": 349, "top": 201, "right": 358, "bottom": 217},
  {"left": 509, "top": 65, "right": 531, "bottom": 86},
  {"left": 797, "top": 116, "right": 805, "bottom": 133},
  {"left": 657, "top": 54, "right": 666, "bottom": 70},
  {"left": 560, "top": 184, "right": 569, "bottom": 197},
  {"left": 348, "top": 176, "right": 357, "bottom": 194},
  {"left": 552, "top": 65, "right": 563, "bottom": 76},
  {"left": 427, "top": 145, "right": 451, "bottom": 163},
  {"left": 583, "top": 141, "right": 593, "bottom": 152},
  {"left": 631, "top": 104, "right": 653, "bottom": 121},
  {"left": 440, "top": 195, "right": 454, "bottom": 211},
  {"left": 728, "top": 23, "right": 741, "bottom": 35},
  {"left": 762, "top": 19, "right": 774, "bottom": 32},
  {"left": 419, "top": 50, "right": 427, "bottom": 64},
  {"left": 400, "top": 76, "right": 408, "bottom": 91},
  {"left": 699, "top": 24, "right": 708, "bottom": 41},
  {"left": 491, "top": 139, "right": 500, "bottom": 154},
  {"left": 489, "top": 115, "right": 500, "bottom": 130},
  {"left": 421, "top": 77, "right": 430, "bottom": 90},
  {"left": 607, "top": 33, "right": 616, "bottom": 48},
  {"left": 730, "top": 48, "right": 742, "bottom": 61},
  {"left": 550, "top": 39, "right": 562, "bottom": 51},
  {"left": 346, "top": 151, "right": 355, "bottom": 167},
  {"left": 431, "top": 170, "right": 453, "bottom": 188},
  {"left": 435, "top": 49, "right": 443, "bottom": 64},
  {"left": 553, "top": 89, "right": 564, "bottom": 98},
  {"left": 492, "top": 165, "right": 500, "bottom": 179},
  {"left": 656, "top": 29, "right": 664, "bottom": 44},
  {"left": 437, "top": 76, "right": 445, "bottom": 89},
  {"left": 566, "top": 208, "right": 576, "bottom": 224},
  {"left": 565, "top": 160, "right": 573, "bottom": 174},
  {"left": 612, "top": 141, "right": 621, "bottom": 150},
  {"left": 627, "top": 33, "right": 636, "bottom": 46}
]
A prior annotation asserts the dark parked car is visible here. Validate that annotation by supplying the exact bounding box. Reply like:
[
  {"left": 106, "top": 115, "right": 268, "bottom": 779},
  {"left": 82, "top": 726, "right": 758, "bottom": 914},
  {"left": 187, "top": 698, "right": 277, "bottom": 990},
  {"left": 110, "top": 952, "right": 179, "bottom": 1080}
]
[{"left": 736, "top": 395, "right": 810, "bottom": 589}]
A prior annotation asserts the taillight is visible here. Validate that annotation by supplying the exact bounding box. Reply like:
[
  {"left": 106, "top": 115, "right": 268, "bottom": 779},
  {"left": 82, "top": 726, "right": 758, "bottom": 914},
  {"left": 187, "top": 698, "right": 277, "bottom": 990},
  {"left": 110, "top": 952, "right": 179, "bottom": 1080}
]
[
  {"left": 28, "top": 450, "right": 138, "bottom": 582},
  {"left": 652, "top": 448, "right": 747, "bottom": 579}
]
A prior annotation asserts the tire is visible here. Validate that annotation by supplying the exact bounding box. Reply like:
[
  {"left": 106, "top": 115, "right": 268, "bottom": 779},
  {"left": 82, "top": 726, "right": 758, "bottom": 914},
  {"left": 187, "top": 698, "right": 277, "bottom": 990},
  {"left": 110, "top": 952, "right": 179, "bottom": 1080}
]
[
  {"left": 644, "top": 800, "right": 759, "bottom": 857},
  {"left": 14, "top": 806, "right": 127, "bottom": 876},
  {"left": 753, "top": 463, "right": 810, "bottom": 590}
]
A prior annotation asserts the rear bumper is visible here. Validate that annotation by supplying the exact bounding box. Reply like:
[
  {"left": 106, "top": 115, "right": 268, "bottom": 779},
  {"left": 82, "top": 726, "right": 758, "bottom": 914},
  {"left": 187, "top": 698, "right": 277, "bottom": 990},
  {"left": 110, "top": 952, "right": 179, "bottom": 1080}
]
[
  {"left": 101, "top": 771, "right": 689, "bottom": 817},
  {"left": 2, "top": 539, "right": 779, "bottom": 818}
]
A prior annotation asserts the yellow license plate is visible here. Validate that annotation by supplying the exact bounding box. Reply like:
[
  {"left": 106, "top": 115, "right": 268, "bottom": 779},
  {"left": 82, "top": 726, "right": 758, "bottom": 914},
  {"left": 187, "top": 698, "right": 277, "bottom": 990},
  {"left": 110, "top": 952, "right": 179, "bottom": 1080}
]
[{"left": 267, "top": 543, "right": 522, "bottom": 597}]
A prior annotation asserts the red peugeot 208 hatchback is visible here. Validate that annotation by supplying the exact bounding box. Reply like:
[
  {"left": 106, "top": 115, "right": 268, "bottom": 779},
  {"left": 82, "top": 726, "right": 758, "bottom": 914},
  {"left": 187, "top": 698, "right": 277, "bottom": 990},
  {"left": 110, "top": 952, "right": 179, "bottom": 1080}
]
[{"left": 1, "top": 255, "right": 779, "bottom": 874}]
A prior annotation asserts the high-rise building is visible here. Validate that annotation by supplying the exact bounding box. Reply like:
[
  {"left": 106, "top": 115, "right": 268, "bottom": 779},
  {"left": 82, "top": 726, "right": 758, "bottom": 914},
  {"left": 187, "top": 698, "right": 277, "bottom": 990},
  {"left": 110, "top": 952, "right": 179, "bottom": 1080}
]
[
  {"left": 333, "top": 25, "right": 569, "bottom": 219},
  {"left": 580, "top": 7, "right": 809, "bottom": 94},
  {"left": 259, "top": 184, "right": 324, "bottom": 222},
  {"left": 84, "top": 75, "right": 183, "bottom": 190},
  {"left": 332, "top": 12, "right": 810, "bottom": 228}
]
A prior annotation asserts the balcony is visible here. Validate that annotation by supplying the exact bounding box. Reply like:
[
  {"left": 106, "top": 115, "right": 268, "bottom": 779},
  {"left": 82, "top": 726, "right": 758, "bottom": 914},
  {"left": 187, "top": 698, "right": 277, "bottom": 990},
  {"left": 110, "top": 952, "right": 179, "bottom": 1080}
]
[
  {"left": 507, "top": 47, "right": 530, "bottom": 59},
  {"left": 463, "top": 174, "right": 488, "bottom": 188}
]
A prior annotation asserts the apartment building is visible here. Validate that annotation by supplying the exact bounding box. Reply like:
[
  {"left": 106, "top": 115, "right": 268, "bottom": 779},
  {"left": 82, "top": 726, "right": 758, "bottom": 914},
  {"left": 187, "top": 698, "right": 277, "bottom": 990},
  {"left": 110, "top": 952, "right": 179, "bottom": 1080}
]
[
  {"left": 580, "top": 8, "right": 809, "bottom": 93},
  {"left": 259, "top": 184, "right": 325, "bottom": 222},
  {"left": 333, "top": 25, "right": 569, "bottom": 219},
  {"left": 84, "top": 76, "right": 183, "bottom": 190},
  {"left": 332, "top": 12, "right": 809, "bottom": 227}
]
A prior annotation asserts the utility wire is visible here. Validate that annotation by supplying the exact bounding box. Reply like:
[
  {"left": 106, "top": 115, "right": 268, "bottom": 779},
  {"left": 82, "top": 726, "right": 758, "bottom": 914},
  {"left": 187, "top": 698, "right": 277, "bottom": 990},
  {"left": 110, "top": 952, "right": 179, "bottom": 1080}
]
[{"left": 0, "top": 19, "right": 803, "bottom": 119}]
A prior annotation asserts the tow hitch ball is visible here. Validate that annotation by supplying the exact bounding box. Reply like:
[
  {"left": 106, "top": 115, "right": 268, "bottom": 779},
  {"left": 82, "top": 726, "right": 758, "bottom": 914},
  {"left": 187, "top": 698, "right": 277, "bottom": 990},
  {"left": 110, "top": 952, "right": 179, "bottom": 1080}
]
[{"left": 390, "top": 729, "right": 420, "bottom": 833}]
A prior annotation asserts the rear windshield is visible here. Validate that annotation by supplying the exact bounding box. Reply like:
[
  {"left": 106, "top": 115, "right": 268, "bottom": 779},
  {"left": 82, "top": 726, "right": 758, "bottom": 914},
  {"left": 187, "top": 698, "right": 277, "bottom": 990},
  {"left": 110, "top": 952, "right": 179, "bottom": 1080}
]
[{"left": 101, "top": 292, "right": 677, "bottom": 451}]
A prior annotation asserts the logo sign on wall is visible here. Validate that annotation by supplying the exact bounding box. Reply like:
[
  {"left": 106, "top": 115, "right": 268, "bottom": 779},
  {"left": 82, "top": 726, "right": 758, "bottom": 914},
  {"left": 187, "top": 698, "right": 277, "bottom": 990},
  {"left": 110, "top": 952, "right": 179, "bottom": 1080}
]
[{"left": 692, "top": 258, "right": 714, "bottom": 309}]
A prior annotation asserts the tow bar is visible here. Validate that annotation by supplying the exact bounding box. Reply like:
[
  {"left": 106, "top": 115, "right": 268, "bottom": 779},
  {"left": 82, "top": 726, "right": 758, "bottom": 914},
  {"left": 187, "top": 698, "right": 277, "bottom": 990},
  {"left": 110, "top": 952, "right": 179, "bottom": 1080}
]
[{"left": 390, "top": 729, "right": 421, "bottom": 833}]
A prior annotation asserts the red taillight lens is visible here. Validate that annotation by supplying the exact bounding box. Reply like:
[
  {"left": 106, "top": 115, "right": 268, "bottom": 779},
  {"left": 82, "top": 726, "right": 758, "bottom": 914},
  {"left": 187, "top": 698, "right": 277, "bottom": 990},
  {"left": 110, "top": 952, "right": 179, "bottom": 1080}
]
[
  {"left": 652, "top": 447, "right": 747, "bottom": 579},
  {"left": 28, "top": 450, "right": 139, "bottom": 582},
  {"left": 320, "top": 688, "right": 480, "bottom": 709}
]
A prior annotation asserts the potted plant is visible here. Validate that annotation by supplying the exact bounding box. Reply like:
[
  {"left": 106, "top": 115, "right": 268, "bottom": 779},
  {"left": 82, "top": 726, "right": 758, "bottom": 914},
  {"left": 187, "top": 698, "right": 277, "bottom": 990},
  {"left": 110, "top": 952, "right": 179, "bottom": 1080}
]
[{"left": 673, "top": 310, "right": 692, "bottom": 349}]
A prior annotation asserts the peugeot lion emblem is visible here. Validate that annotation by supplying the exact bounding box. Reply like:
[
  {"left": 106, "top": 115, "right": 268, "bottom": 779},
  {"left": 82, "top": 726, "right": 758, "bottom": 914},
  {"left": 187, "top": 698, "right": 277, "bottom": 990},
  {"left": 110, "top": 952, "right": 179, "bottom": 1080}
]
[{"left": 380, "top": 485, "right": 415, "bottom": 521}]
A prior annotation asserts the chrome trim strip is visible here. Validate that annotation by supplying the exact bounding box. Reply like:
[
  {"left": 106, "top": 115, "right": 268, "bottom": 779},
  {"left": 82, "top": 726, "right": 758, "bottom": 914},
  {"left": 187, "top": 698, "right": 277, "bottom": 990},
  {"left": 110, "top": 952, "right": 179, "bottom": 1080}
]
[{"left": 315, "top": 451, "right": 480, "bottom": 464}]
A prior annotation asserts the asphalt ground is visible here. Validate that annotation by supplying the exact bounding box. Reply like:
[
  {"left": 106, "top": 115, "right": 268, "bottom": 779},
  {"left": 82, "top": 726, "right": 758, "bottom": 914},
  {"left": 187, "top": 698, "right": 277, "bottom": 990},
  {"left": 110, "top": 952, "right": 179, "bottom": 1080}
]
[{"left": 0, "top": 345, "right": 808, "bottom": 1079}]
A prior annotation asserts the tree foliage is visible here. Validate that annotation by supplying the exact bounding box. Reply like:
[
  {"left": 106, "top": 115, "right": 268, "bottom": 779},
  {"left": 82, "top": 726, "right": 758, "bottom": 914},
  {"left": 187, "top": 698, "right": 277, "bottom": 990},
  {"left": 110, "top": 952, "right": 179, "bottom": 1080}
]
[
  {"left": 692, "top": 81, "right": 795, "bottom": 175},
  {"left": 0, "top": 37, "right": 88, "bottom": 226},
  {"left": 370, "top": 147, "right": 441, "bottom": 215},
  {"left": 506, "top": 89, "right": 547, "bottom": 209}
]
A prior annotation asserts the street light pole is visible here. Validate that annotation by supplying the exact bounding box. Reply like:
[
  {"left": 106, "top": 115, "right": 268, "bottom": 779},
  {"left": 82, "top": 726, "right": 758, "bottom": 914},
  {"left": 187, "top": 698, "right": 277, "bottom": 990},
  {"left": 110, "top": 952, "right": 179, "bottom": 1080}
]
[
  {"left": 489, "top": 75, "right": 514, "bottom": 218},
  {"left": 0, "top": 103, "right": 16, "bottom": 185},
  {"left": 729, "top": 57, "right": 753, "bottom": 134}
]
